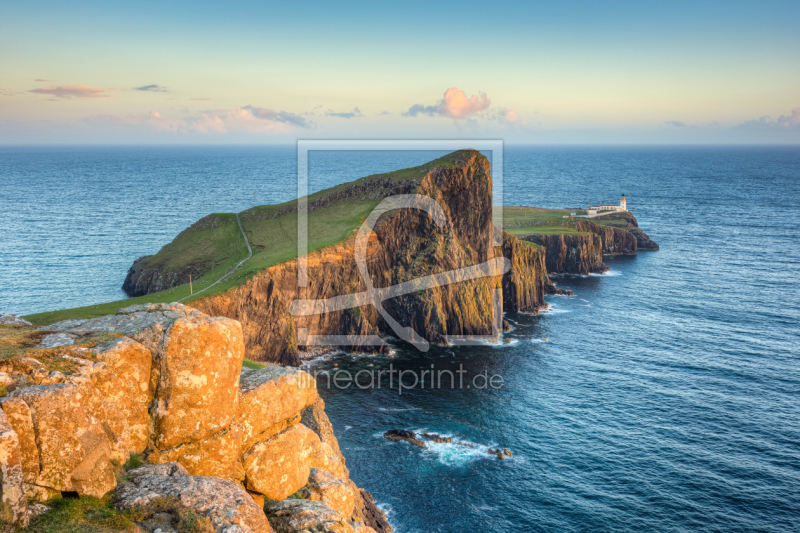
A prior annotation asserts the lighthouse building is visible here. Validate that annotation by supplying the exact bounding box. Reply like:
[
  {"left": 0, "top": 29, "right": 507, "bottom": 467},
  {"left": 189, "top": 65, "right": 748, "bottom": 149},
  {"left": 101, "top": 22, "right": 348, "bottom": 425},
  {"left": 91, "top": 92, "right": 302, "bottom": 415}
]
[{"left": 589, "top": 194, "right": 627, "bottom": 213}]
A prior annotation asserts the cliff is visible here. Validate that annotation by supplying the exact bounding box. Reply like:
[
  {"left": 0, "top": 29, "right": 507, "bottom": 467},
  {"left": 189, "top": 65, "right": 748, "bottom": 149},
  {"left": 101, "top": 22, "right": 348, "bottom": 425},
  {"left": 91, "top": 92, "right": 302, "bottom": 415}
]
[
  {"left": 605, "top": 211, "right": 660, "bottom": 250},
  {"left": 123, "top": 213, "right": 249, "bottom": 298},
  {"left": 523, "top": 232, "right": 607, "bottom": 274},
  {"left": 191, "top": 151, "right": 553, "bottom": 365},
  {"left": 503, "top": 206, "right": 657, "bottom": 275},
  {"left": 0, "top": 303, "right": 389, "bottom": 533}
]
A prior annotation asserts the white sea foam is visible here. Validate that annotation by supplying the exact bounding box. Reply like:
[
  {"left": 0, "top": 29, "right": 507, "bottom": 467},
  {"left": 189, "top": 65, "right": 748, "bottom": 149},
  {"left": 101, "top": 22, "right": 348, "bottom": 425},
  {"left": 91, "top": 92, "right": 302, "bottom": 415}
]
[{"left": 590, "top": 269, "right": 621, "bottom": 277}]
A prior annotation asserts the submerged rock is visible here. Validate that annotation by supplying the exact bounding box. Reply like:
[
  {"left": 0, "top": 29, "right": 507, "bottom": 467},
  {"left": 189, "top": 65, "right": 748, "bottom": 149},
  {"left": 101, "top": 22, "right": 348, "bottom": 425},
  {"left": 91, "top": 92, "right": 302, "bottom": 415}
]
[
  {"left": 383, "top": 430, "right": 427, "bottom": 448},
  {"left": 421, "top": 433, "right": 452, "bottom": 443}
]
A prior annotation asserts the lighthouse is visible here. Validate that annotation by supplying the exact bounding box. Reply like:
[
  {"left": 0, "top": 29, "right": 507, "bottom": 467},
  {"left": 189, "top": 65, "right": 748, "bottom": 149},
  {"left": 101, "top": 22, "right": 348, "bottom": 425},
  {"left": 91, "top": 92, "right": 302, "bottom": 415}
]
[{"left": 620, "top": 194, "right": 627, "bottom": 211}]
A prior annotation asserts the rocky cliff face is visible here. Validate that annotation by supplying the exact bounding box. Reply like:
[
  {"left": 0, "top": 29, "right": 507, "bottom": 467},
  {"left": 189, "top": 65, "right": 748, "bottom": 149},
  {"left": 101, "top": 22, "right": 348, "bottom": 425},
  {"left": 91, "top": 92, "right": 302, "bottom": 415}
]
[
  {"left": 523, "top": 233, "right": 606, "bottom": 275},
  {"left": 523, "top": 215, "right": 653, "bottom": 275},
  {"left": 0, "top": 303, "right": 389, "bottom": 532},
  {"left": 601, "top": 211, "right": 659, "bottom": 251},
  {"left": 192, "top": 151, "right": 553, "bottom": 365}
]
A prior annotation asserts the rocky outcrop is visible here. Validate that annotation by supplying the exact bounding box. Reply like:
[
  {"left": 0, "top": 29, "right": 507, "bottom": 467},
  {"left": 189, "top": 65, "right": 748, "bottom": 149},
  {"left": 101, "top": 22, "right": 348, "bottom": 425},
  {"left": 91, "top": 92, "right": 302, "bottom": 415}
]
[
  {"left": 263, "top": 499, "right": 356, "bottom": 533},
  {"left": 523, "top": 233, "right": 607, "bottom": 274},
  {"left": 115, "top": 462, "right": 273, "bottom": 533},
  {"left": 0, "top": 409, "right": 28, "bottom": 527},
  {"left": 522, "top": 216, "right": 649, "bottom": 275},
  {"left": 383, "top": 429, "right": 427, "bottom": 448},
  {"left": 91, "top": 337, "right": 153, "bottom": 452},
  {"left": 42, "top": 302, "right": 206, "bottom": 335},
  {"left": 193, "top": 151, "right": 551, "bottom": 365},
  {"left": 597, "top": 211, "right": 659, "bottom": 251},
  {"left": 1, "top": 304, "right": 392, "bottom": 532},
  {"left": 0, "top": 383, "right": 123, "bottom": 497},
  {"left": 0, "top": 313, "right": 31, "bottom": 327},
  {"left": 242, "top": 423, "right": 320, "bottom": 500}
]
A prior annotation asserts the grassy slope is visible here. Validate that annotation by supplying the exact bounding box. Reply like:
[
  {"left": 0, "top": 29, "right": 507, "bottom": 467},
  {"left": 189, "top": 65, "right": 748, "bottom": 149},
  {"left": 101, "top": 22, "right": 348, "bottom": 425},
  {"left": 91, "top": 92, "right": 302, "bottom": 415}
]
[
  {"left": 500, "top": 206, "right": 629, "bottom": 238},
  {"left": 25, "top": 151, "right": 471, "bottom": 327},
  {"left": 501, "top": 206, "right": 584, "bottom": 236}
]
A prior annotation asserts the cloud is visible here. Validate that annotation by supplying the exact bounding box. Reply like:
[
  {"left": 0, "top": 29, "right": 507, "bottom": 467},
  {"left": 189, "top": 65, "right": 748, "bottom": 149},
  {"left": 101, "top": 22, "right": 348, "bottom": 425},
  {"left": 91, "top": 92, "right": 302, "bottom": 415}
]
[
  {"left": 404, "top": 88, "right": 491, "bottom": 119},
  {"left": 190, "top": 97, "right": 211, "bottom": 101},
  {"left": 326, "top": 107, "right": 363, "bottom": 119},
  {"left": 135, "top": 84, "right": 167, "bottom": 92},
  {"left": 33, "top": 79, "right": 52, "bottom": 82},
  {"left": 664, "top": 120, "right": 686, "bottom": 127},
  {"left": 29, "top": 85, "right": 110, "bottom": 98},
  {"left": 89, "top": 105, "right": 312, "bottom": 135},
  {"left": 736, "top": 107, "right": 800, "bottom": 130},
  {"left": 502, "top": 109, "right": 520, "bottom": 123},
  {"left": 242, "top": 106, "right": 310, "bottom": 128}
]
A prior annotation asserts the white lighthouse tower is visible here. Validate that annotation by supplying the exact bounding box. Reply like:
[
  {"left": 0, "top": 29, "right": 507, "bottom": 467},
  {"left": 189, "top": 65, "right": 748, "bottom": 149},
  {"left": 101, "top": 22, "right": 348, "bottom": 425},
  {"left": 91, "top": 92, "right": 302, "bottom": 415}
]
[{"left": 620, "top": 194, "right": 627, "bottom": 211}]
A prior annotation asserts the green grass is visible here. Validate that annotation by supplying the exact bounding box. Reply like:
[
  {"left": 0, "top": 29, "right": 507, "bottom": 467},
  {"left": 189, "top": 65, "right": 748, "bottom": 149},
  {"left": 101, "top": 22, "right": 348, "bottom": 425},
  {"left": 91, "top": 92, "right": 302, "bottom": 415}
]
[
  {"left": 499, "top": 206, "right": 586, "bottom": 236},
  {"left": 24, "top": 150, "right": 490, "bottom": 327},
  {"left": 242, "top": 359, "right": 268, "bottom": 370},
  {"left": 19, "top": 495, "right": 139, "bottom": 533}
]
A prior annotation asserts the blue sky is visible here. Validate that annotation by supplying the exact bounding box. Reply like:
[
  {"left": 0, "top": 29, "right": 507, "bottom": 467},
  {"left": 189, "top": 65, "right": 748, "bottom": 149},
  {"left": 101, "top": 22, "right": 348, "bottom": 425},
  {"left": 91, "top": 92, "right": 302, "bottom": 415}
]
[{"left": 1, "top": 0, "right": 798, "bottom": 143}]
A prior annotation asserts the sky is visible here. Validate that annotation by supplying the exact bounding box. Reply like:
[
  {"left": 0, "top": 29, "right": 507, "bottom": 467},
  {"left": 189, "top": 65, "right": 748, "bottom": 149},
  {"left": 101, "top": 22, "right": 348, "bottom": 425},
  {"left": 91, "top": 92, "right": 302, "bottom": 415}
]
[{"left": 1, "top": 0, "right": 798, "bottom": 144}]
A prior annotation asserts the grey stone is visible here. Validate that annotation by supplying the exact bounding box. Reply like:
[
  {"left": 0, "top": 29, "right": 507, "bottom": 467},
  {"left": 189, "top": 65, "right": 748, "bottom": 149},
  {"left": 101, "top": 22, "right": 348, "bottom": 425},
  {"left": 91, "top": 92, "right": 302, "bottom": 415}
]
[
  {"left": 263, "top": 499, "right": 348, "bottom": 533},
  {"left": 42, "top": 302, "right": 204, "bottom": 335},
  {"left": 115, "top": 463, "right": 271, "bottom": 533},
  {"left": 37, "top": 333, "right": 75, "bottom": 348},
  {"left": 0, "top": 313, "right": 32, "bottom": 327}
]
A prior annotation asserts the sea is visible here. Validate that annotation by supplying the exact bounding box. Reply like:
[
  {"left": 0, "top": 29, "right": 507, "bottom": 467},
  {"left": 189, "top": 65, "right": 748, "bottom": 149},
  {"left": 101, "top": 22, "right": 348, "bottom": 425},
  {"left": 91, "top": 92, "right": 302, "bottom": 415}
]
[{"left": 1, "top": 145, "right": 799, "bottom": 532}]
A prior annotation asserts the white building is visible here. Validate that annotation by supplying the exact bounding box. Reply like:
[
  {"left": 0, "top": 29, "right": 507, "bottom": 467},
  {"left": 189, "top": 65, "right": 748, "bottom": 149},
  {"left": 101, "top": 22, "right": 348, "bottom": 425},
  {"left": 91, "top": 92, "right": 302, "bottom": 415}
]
[{"left": 589, "top": 194, "right": 627, "bottom": 212}]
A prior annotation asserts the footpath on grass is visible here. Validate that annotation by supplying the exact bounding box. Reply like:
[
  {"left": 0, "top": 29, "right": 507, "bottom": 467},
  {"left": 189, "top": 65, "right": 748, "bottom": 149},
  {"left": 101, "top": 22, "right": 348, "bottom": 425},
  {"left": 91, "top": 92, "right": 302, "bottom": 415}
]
[{"left": 179, "top": 213, "right": 252, "bottom": 302}]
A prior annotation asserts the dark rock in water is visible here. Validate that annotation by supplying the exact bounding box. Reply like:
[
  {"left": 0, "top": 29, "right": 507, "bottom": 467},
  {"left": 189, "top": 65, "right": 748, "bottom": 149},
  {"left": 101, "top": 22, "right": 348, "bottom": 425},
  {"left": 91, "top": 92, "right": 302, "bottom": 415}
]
[
  {"left": 383, "top": 429, "right": 428, "bottom": 448},
  {"left": 422, "top": 433, "right": 452, "bottom": 443},
  {"left": 503, "top": 449, "right": 513, "bottom": 457},
  {"left": 455, "top": 441, "right": 477, "bottom": 449},
  {"left": 502, "top": 319, "right": 511, "bottom": 331},
  {"left": 487, "top": 448, "right": 505, "bottom": 459},
  {"left": 546, "top": 284, "right": 574, "bottom": 296},
  {"left": 355, "top": 488, "right": 394, "bottom": 533}
]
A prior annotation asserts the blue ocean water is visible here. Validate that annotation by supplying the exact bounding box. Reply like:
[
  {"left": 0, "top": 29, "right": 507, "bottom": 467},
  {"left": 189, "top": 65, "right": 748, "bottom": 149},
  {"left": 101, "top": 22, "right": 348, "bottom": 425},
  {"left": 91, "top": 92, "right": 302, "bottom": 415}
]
[{"left": 1, "top": 146, "right": 799, "bottom": 532}]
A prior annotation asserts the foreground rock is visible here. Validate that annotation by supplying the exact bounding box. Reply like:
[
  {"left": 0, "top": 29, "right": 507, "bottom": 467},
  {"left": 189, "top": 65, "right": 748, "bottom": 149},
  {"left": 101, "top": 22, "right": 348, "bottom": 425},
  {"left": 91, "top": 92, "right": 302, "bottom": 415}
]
[
  {"left": 0, "top": 313, "right": 31, "bottom": 326},
  {"left": 91, "top": 337, "right": 153, "bottom": 453},
  {"left": 264, "top": 499, "right": 376, "bottom": 533},
  {"left": 41, "top": 302, "right": 205, "bottom": 335},
  {"left": 0, "top": 409, "right": 28, "bottom": 527},
  {"left": 242, "top": 423, "right": 320, "bottom": 500},
  {"left": 150, "top": 315, "right": 244, "bottom": 450},
  {"left": 0, "top": 383, "right": 124, "bottom": 497},
  {"left": 1, "top": 304, "right": 393, "bottom": 532},
  {"left": 115, "top": 462, "right": 272, "bottom": 533}
]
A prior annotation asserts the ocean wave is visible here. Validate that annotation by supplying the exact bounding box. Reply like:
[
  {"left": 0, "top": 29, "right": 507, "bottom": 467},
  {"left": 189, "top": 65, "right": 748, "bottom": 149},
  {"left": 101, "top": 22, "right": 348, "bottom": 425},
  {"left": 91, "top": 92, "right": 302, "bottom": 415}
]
[{"left": 590, "top": 269, "right": 621, "bottom": 277}]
